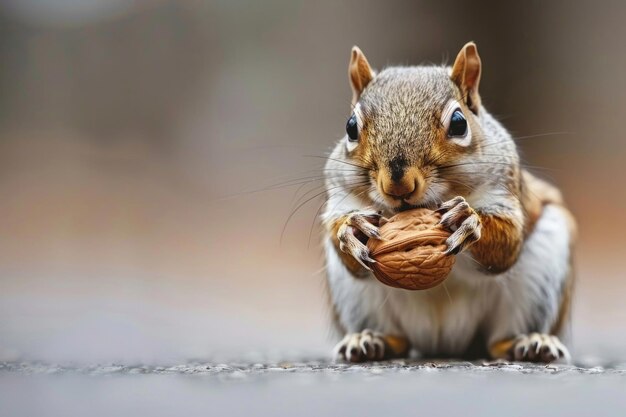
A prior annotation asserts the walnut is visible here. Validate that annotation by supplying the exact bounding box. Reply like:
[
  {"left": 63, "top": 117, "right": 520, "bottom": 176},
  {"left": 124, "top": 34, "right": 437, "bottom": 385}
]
[{"left": 367, "top": 208, "right": 455, "bottom": 290}]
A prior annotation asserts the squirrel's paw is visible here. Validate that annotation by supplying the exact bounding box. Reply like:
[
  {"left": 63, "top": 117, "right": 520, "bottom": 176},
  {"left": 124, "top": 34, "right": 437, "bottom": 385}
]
[
  {"left": 511, "top": 333, "right": 570, "bottom": 363},
  {"left": 436, "top": 196, "right": 482, "bottom": 255},
  {"left": 337, "top": 210, "right": 383, "bottom": 270},
  {"left": 333, "top": 329, "right": 386, "bottom": 363}
]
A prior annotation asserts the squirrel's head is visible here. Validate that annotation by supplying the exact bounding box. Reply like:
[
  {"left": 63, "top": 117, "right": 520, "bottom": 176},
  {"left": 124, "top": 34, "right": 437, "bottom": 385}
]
[{"left": 344, "top": 42, "right": 484, "bottom": 212}]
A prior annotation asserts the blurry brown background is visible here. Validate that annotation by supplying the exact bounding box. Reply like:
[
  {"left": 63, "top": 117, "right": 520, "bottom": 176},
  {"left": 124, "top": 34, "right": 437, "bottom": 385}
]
[{"left": 0, "top": 0, "right": 623, "bottom": 364}]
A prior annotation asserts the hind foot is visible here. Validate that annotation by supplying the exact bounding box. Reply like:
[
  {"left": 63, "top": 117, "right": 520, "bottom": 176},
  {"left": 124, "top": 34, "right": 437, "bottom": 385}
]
[
  {"left": 490, "top": 333, "right": 570, "bottom": 363},
  {"left": 333, "top": 329, "right": 409, "bottom": 363}
]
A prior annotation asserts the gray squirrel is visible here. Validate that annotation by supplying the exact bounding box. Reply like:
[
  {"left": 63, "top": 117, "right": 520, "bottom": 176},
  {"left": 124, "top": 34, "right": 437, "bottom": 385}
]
[{"left": 322, "top": 42, "right": 575, "bottom": 362}]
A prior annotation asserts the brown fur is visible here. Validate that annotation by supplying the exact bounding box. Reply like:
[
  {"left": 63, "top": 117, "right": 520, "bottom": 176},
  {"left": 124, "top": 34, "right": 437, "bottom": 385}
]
[
  {"left": 383, "top": 335, "right": 410, "bottom": 358},
  {"left": 520, "top": 170, "right": 564, "bottom": 234},
  {"left": 488, "top": 338, "right": 518, "bottom": 360},
  {"left": 470, "top": 214, "right": 524, "bottom": 273}
]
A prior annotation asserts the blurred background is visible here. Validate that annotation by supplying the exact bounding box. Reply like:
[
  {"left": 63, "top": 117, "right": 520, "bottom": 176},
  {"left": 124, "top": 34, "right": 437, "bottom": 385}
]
[{"left": 0, "top": 0, "right": 623, "bottom": 364}]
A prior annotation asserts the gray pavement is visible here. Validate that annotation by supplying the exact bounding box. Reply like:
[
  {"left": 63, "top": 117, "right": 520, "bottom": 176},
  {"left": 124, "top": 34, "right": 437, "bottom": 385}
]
[{"left": 2, "top": 358, "right": 626, "bottom": 417}]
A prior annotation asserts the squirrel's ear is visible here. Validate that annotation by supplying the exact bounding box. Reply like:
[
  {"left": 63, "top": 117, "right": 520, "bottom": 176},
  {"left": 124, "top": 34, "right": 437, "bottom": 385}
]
[
  {"left": 349, "top": 46, "right": 375, "bottom": 105},
  {"left": 451, "top": 42, "right": 482, "bottom": 113}
]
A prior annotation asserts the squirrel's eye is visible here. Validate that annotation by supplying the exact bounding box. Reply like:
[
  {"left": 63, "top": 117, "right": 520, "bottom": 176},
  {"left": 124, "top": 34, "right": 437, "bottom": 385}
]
[
  {"left": 448, "top": 109, "right": 467, "bottom": 137},
  {"left": 346, "top": 114, "right": 359, "bottom": 141}
]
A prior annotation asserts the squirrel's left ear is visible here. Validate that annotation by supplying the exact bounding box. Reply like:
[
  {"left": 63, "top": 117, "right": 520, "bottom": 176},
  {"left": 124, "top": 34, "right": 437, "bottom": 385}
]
[
  {"left": 349, "top": 46, "right": 375, "bottom": 106},
  {"left": 451, "top": 42, "right": 482, "bottom": 114}
]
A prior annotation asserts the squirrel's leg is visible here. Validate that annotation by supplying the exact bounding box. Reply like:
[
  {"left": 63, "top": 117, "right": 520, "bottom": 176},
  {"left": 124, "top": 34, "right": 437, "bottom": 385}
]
[
  {"left": 437, "top": 195, "right": 527, "bottom": 273},
  {"left": 324, "top": 213, "right": 410, "bottom": 363},
  {"left": 484, "top": 204, "right": 575, "bottom": 363},
  {"left": 333, "top": 330, "right": 410, "bottom": 363}
]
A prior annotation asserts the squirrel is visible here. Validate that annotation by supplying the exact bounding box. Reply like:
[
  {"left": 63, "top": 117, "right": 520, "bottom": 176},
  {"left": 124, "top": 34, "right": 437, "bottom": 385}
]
[{"left": 322, "top": 42, "right": 576, "bottom": 363}]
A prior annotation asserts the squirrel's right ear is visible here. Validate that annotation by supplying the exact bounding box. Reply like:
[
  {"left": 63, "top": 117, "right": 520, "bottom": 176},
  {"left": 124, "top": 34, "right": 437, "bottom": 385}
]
[
  {"left": 349, "top": 46, "right": 375, "bottom": 105},
  {"left": 451, "top": 42, "right": 482, "bottom": 114}
]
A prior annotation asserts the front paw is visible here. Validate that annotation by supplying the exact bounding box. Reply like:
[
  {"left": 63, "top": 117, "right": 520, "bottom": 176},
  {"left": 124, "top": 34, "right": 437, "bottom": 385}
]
[
  {"left": 336, "top": 209, "right": 383, "bottom": 270},
  {"left": 436, "top": 196, "right": 481, "bottom": 255},
  {"left": 333, "top": 330, "right": 386, "bottom": 362}
]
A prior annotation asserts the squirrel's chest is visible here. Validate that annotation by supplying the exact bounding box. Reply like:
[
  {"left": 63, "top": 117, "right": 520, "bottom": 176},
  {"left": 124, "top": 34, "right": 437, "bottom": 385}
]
[{"left": 326, "top": 239, "right": 495, "bottom": 355}]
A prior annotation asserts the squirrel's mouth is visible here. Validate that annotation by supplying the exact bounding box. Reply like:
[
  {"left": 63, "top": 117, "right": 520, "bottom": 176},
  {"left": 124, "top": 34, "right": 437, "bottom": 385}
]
[
  {"left": 370, "top": 180, "right": 441, "bottom": 213},
  {"left": 395, "top": 201, "right": 431, "bottom": 213},
  {"left": 396, "top": 202, "right": 419, "bottom": 212}
]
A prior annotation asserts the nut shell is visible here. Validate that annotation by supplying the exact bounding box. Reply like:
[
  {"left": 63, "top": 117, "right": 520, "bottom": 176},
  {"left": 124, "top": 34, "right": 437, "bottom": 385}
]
[{"left": 367, "top": 208, "right": 454, "bottom": 290}]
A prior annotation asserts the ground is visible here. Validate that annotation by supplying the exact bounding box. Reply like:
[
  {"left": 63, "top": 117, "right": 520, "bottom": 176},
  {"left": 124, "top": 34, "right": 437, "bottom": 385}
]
[{"left": 2, "top": 357, "right": 626, "bottom": 417}]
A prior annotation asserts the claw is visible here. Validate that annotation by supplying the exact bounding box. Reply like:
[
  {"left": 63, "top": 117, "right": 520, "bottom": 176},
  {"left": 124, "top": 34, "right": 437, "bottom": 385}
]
[
  {"left": 438, "top": 196, "right": 481, "bottom": 254},
  {"left": 444, "top": 245, "right": 462, "bottom": 256},
  {"left": 337, "top": 210, "right": 384, "bottom": 270},
  {"left": 334, "top": 330, "right": 387, "bottom": 363},
  {"left": 436, "top": 196, "right": 466, "bottom": 214},
  {"left": 354, "top": 254, "right": 374, "bottom": 271},
  {"left": 510, "top": 333, "right": 570, "bottom": 363},
  {"left": 349, "top": 215, "right": 382, "bottom": 240}
]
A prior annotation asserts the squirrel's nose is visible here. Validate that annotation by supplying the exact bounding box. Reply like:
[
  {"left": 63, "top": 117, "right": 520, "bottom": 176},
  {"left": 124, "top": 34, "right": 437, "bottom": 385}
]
[{"left": 381, "top": 175, "right": 417, "bottom": 200}]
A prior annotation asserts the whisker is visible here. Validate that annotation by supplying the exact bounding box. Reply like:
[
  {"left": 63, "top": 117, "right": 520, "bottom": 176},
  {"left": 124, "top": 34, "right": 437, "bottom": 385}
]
[
  {"left": 434, "top": 177, "right": 479, "bottom": 194},
  {"left": 480, "top": 131, "right": 571, "bottom": 150},
  {"left": 437, "top": 160, "right": 558, "bottom": 174},
  {"left": 291, "top": 175, "right": 369, "bottom": 208},
  {"left": 290, "top": 180, "right": 315, "bottom": 206},
  {"left": 307, "top": 182, "right": 372, "bottom": 248},
  {"left": 221, "top": 171, "right": 370, "bottom": 202},
  {"left": 280, "top": 180, "right": 371, "bottom": 244},
  {"left": 304, "top": 154, "right": 371, "bottom": 171}
]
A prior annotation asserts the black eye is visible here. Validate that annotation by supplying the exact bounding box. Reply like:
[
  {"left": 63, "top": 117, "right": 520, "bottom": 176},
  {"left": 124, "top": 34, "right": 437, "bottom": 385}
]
[
  {"left": 448, "top": 109, "right": 467, "bottom": 137},
  {"left": 346, "top": 114, "right": 358, "bottom": 141}
]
